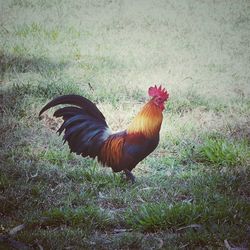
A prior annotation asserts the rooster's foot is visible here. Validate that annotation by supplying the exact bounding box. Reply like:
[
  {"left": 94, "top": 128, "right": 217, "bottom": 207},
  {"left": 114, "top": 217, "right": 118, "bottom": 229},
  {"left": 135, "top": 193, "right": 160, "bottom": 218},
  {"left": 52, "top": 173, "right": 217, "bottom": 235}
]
[{"left": 123, "top": 169, "right": 135, "bottom": 184}]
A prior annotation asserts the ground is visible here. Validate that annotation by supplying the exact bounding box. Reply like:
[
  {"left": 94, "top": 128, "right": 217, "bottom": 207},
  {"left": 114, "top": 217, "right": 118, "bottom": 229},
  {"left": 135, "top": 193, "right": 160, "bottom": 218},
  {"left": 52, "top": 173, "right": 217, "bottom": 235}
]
[{"left": 0, "top": 0, "right": 250, "bottom": 249}]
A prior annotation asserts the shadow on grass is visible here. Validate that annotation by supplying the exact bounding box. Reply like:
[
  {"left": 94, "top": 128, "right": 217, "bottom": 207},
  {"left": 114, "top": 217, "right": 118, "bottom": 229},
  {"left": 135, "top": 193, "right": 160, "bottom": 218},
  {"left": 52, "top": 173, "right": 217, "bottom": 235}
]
[{"left": 0, "top": 52, "right": 68, "bottom": 79}]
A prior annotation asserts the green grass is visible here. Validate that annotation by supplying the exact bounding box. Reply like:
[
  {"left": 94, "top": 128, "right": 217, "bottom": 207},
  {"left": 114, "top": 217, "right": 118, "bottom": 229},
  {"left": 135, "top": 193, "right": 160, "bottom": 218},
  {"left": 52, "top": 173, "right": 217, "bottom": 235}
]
[
  {"left": 126, "top": 199, "right": 249, "bottom": 231},
  {"left": 27, "top": 205, "right": 113, "bottom": 229},
  {"left": 1, "top": 0, "right": 250, "bottom": 249},
  {"left": 194, "top": 137, "right": 249, "bottom": 167}
]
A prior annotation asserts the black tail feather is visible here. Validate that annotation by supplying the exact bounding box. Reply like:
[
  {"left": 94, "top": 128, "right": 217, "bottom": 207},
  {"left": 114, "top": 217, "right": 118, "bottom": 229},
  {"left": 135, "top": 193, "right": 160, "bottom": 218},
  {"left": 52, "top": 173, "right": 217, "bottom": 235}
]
[
  {"left": 63, "top": 123, "right": 90, "bottom": 141},
  {"left": 39, "top": 94, "right": 106, "bottom": 122},
  {"left": 53, "top": 107, "right": 83, "bottom": 119},
  {"left": 40, "top": 94, "right": 111, "bottom": 159},
  {"left": 58, "top": 114, "right": 91, "bottom": 133}
]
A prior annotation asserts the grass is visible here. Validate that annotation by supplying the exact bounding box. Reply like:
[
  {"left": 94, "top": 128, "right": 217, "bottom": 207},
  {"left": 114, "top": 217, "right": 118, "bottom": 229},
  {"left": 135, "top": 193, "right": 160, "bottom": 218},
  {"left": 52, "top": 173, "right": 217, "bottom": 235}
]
[
  {"left": 126, "top": 199, "right": 249, "bottom": 231},
  {"left": 1, "top": 0, "right": 250, "bottom": 249},
  {"left": 194, "top": 137, "right": 249, "bottom": 167}
]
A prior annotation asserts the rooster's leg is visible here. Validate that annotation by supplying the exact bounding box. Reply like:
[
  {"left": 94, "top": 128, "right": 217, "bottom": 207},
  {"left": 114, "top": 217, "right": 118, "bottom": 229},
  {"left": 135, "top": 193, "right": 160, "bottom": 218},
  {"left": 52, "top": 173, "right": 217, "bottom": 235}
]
[{"left": 124, "top": 169, "right": 135, "bottom": 183}]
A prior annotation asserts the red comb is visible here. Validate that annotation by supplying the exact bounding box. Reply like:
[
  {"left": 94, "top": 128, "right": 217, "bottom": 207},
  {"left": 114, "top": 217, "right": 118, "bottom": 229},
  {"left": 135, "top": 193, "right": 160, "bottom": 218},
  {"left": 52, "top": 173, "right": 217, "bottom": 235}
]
[{"left": 148, "top": 85, "right": 169, "bottom": 101}]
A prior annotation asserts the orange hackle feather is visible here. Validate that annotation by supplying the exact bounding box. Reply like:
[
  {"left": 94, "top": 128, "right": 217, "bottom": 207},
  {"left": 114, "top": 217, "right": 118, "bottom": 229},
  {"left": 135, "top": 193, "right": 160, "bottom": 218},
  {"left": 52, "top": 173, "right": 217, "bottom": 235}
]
[{"left": 127, "top": 99, "right": 163, "bottom": 138}]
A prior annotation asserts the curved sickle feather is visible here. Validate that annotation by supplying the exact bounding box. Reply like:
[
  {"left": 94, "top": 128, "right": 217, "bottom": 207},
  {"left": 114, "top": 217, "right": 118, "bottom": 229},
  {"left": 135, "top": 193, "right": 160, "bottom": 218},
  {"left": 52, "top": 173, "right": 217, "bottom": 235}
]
[{"left": 39, "top": 94, "right": 106, "bottom": 121}]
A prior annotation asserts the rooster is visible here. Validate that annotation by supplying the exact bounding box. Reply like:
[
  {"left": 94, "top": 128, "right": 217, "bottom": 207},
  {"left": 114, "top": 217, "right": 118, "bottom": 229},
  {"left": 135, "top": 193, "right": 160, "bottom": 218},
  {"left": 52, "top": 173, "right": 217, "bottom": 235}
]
[{"left": 39, "top": 85, "right": 169, "bottom": 182}]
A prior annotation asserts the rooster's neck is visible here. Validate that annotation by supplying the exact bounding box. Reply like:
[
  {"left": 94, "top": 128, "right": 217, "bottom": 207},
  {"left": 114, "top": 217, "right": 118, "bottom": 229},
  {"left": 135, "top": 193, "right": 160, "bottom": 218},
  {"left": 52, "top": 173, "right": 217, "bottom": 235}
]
[{"left": 127, "top": 100, "right": 163, "bottom": 138}]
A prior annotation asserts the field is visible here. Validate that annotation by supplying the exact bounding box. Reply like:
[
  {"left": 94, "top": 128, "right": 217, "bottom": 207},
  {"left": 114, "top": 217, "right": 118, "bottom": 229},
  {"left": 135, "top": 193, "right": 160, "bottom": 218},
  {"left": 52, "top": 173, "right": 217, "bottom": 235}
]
[{"left": 0, "top": 0, "right": 250, "bottom": 249}]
